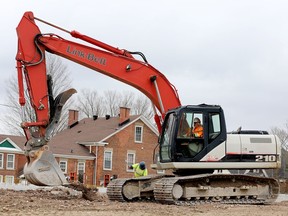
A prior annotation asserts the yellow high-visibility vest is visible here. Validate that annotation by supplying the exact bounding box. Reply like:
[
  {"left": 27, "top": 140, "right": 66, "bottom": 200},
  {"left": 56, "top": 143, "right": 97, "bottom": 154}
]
[{"left": 132, "top": 163, "right": 148, "bottom": 178}]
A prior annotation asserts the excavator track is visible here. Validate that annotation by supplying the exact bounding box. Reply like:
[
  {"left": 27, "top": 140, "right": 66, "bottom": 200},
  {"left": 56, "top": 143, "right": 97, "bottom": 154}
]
[
  {"left": 107, "top": 175, "right": 170, "bottom": 202},
  {"left": 153, "top": 174, "right": 279, "bottom": 205},
  {"left": 107, "top": 179, "right": 127, "bottom": 201},
  {"left": 107, "top": 174, "right": 279, "bottom": 205}
]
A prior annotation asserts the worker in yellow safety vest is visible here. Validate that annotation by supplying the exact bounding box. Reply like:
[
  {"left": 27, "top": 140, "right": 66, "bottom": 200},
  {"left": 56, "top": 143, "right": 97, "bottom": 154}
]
[{"left": 130, "top": 161, "right": 148, "bottom": 178}]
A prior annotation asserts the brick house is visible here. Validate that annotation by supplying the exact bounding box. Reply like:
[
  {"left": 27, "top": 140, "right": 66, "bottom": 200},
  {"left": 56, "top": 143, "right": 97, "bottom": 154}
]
[{"left": 0, "top": 107, "right": 160, "bottom": 186}]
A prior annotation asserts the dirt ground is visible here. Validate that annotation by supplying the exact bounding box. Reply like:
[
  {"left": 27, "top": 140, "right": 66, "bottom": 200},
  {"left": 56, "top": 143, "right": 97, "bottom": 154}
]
[{"left": 1, "top": 187, "right": 288, "bottom": 216}]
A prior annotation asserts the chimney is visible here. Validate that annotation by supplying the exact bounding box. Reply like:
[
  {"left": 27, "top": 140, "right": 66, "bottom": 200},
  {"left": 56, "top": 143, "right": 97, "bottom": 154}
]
[
  {"left": 119, "top": 107, "right": 130, "bottom": 126},
  {"left": 68, "top": 109, "right": 79, "bottom": 128}
]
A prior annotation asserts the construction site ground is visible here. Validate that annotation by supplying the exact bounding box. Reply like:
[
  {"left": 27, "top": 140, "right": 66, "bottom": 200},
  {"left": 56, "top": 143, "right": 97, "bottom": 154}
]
[{"left": 1, "top": 184, "right": 288, "bottom": 216}]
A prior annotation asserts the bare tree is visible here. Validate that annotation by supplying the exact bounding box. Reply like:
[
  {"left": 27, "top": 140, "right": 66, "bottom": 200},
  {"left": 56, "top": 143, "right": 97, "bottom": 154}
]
[
  {"left": 46, "top": 55, "right": 72, "bottom": 96},
  {"left": 120, "top": 91, "right": 135, "bottom": 108},
  {"left": 270, "top": 121, "right": 288, "bottom": 178},
  {"left": 271, "top": 121, "right": 288, "bottom": 155},
  {"left": 271, "top": 122, "right": 288, "bottom": 150},
  {"left": 131, "top": 93, "right": 154, "bottom": 121},
  {"left": 1, "top": 79, "right": 34, "bottom": 135},
  {"left": 77, "top": 89, "right": 154, "bottom": 121},
  {"left": 2, "top": 54, "right": 73, "bottom": 135},
  {"left": 76, "top": 88, "right": 105, "bottom": 118},
  {"left": 103, "top": 90, "right": 121, "bottom": 117}
]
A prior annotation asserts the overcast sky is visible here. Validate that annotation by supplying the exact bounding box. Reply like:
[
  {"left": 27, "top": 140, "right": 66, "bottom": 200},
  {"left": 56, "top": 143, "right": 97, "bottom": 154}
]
[{"left": 0, "top": 0, "right": 287, "bottom": 134}]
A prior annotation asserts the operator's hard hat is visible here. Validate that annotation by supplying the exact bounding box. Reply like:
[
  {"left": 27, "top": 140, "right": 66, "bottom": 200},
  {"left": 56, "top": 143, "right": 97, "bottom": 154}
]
[
  {"left": 194, "top": 117, "right": 201, "bottom": 123},
  {"left": 139, "top": 161, "right": 146, "bottom": 170}
]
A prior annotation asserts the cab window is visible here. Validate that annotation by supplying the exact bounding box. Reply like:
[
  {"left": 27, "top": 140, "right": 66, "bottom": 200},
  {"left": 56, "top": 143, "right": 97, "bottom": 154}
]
[
  {"left": 177, "top": 112, "right": 203, "bottom": 139},
  {"left": 208, "top": 113, "right": 221, "bottom": 142}
]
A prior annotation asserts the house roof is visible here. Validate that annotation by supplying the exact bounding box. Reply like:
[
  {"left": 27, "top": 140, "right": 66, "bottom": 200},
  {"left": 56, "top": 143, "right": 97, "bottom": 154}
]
[
  {"left": 49, "top": 115, "right": 150, "bottom": 158},
  {"left": 0, "top": 134, "right": 26, "bottom": 151},
  {"left": 0, "top": 115, "right": 158, "bottom": 160}
]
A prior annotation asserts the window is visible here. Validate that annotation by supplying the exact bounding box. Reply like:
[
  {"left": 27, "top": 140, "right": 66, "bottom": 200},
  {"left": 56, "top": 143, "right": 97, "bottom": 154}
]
[
  {"left": 59, "top": 161, "right": 67, "bottom": 173},
  {"left": 77, "top": 162, "right": 85, "bottom": 183},
  {"left": 135, "top": 125, "right": 143, "bottom": 143},
  {"left": 0, "top": 153, "right": 3, "bottom": 169},
  {"left": 208, "top": 113, "right": 221, "bottom": 142},
  {"left": 160, "top": 113, "right": 176, "bottom": 161},
  {"left": 77, "top": 162, "right": 85, "bottom": 174},
  {"left": 127, "top": 152, "right": 135, "bottom": 171},
  {"left": 177, "top": 112, "right": 203, "bottom": 138},
  {"left": 104, "top": 150, "right": 112, "bottom": 170},
  {"left": 0, "top": 175, "right": 3, "bottom": 183},
  {"left": 5, "top": 175, "right": 14, "bottom": 184},
  {"left": 6, "top": 154, "right": 15, "bottom": 170}
]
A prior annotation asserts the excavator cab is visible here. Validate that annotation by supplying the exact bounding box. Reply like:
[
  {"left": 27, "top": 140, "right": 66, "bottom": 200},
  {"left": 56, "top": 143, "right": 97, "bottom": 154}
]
[{"left": 158, "top": 104, "right": 227, "bottom": 173}]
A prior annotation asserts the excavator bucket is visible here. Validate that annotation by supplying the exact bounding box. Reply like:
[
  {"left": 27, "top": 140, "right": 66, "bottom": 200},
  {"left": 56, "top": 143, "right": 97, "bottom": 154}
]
[
  {"left": 24, "top": 147, "right": 68, "bottom": 186},
  {"left": 23, "top": 88, "right": 77, "bottom": 186}
]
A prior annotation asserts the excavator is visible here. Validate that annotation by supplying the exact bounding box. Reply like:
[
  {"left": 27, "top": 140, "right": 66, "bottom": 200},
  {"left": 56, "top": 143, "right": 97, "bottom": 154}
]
[{"left": 16, "top": 11, "right": 281, "bottom": 204}]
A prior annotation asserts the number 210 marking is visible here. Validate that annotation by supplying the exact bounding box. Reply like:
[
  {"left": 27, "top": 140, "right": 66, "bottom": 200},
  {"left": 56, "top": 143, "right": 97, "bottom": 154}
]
[{"left": 255, "top": 155, "right": 276, "bottom": 162}]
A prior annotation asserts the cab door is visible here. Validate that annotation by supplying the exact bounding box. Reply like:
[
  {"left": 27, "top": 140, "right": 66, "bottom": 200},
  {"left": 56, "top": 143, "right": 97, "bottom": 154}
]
[{"left": 159, "top": 112, "right": 177, "bottom": 162}]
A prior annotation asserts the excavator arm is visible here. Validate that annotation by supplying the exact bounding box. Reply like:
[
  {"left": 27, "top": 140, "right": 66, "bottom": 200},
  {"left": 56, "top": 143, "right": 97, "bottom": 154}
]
[{"left": 16, "top": 11, "right": 181, "bottom": 185}]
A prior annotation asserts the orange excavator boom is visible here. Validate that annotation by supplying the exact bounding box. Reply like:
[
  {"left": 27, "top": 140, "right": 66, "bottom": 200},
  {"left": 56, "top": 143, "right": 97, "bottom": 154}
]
[{"left": 16, "top": 11, "right": 181, "bottom": 185}]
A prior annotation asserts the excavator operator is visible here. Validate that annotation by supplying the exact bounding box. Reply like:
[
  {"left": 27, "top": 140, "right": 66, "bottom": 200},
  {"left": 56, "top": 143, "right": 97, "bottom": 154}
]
[
  {"left": 192, "top": 117, "right": 203, "bottom": 138},
  {"left": 178, "top": 116, "right": 204, "bottom": 138}
]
